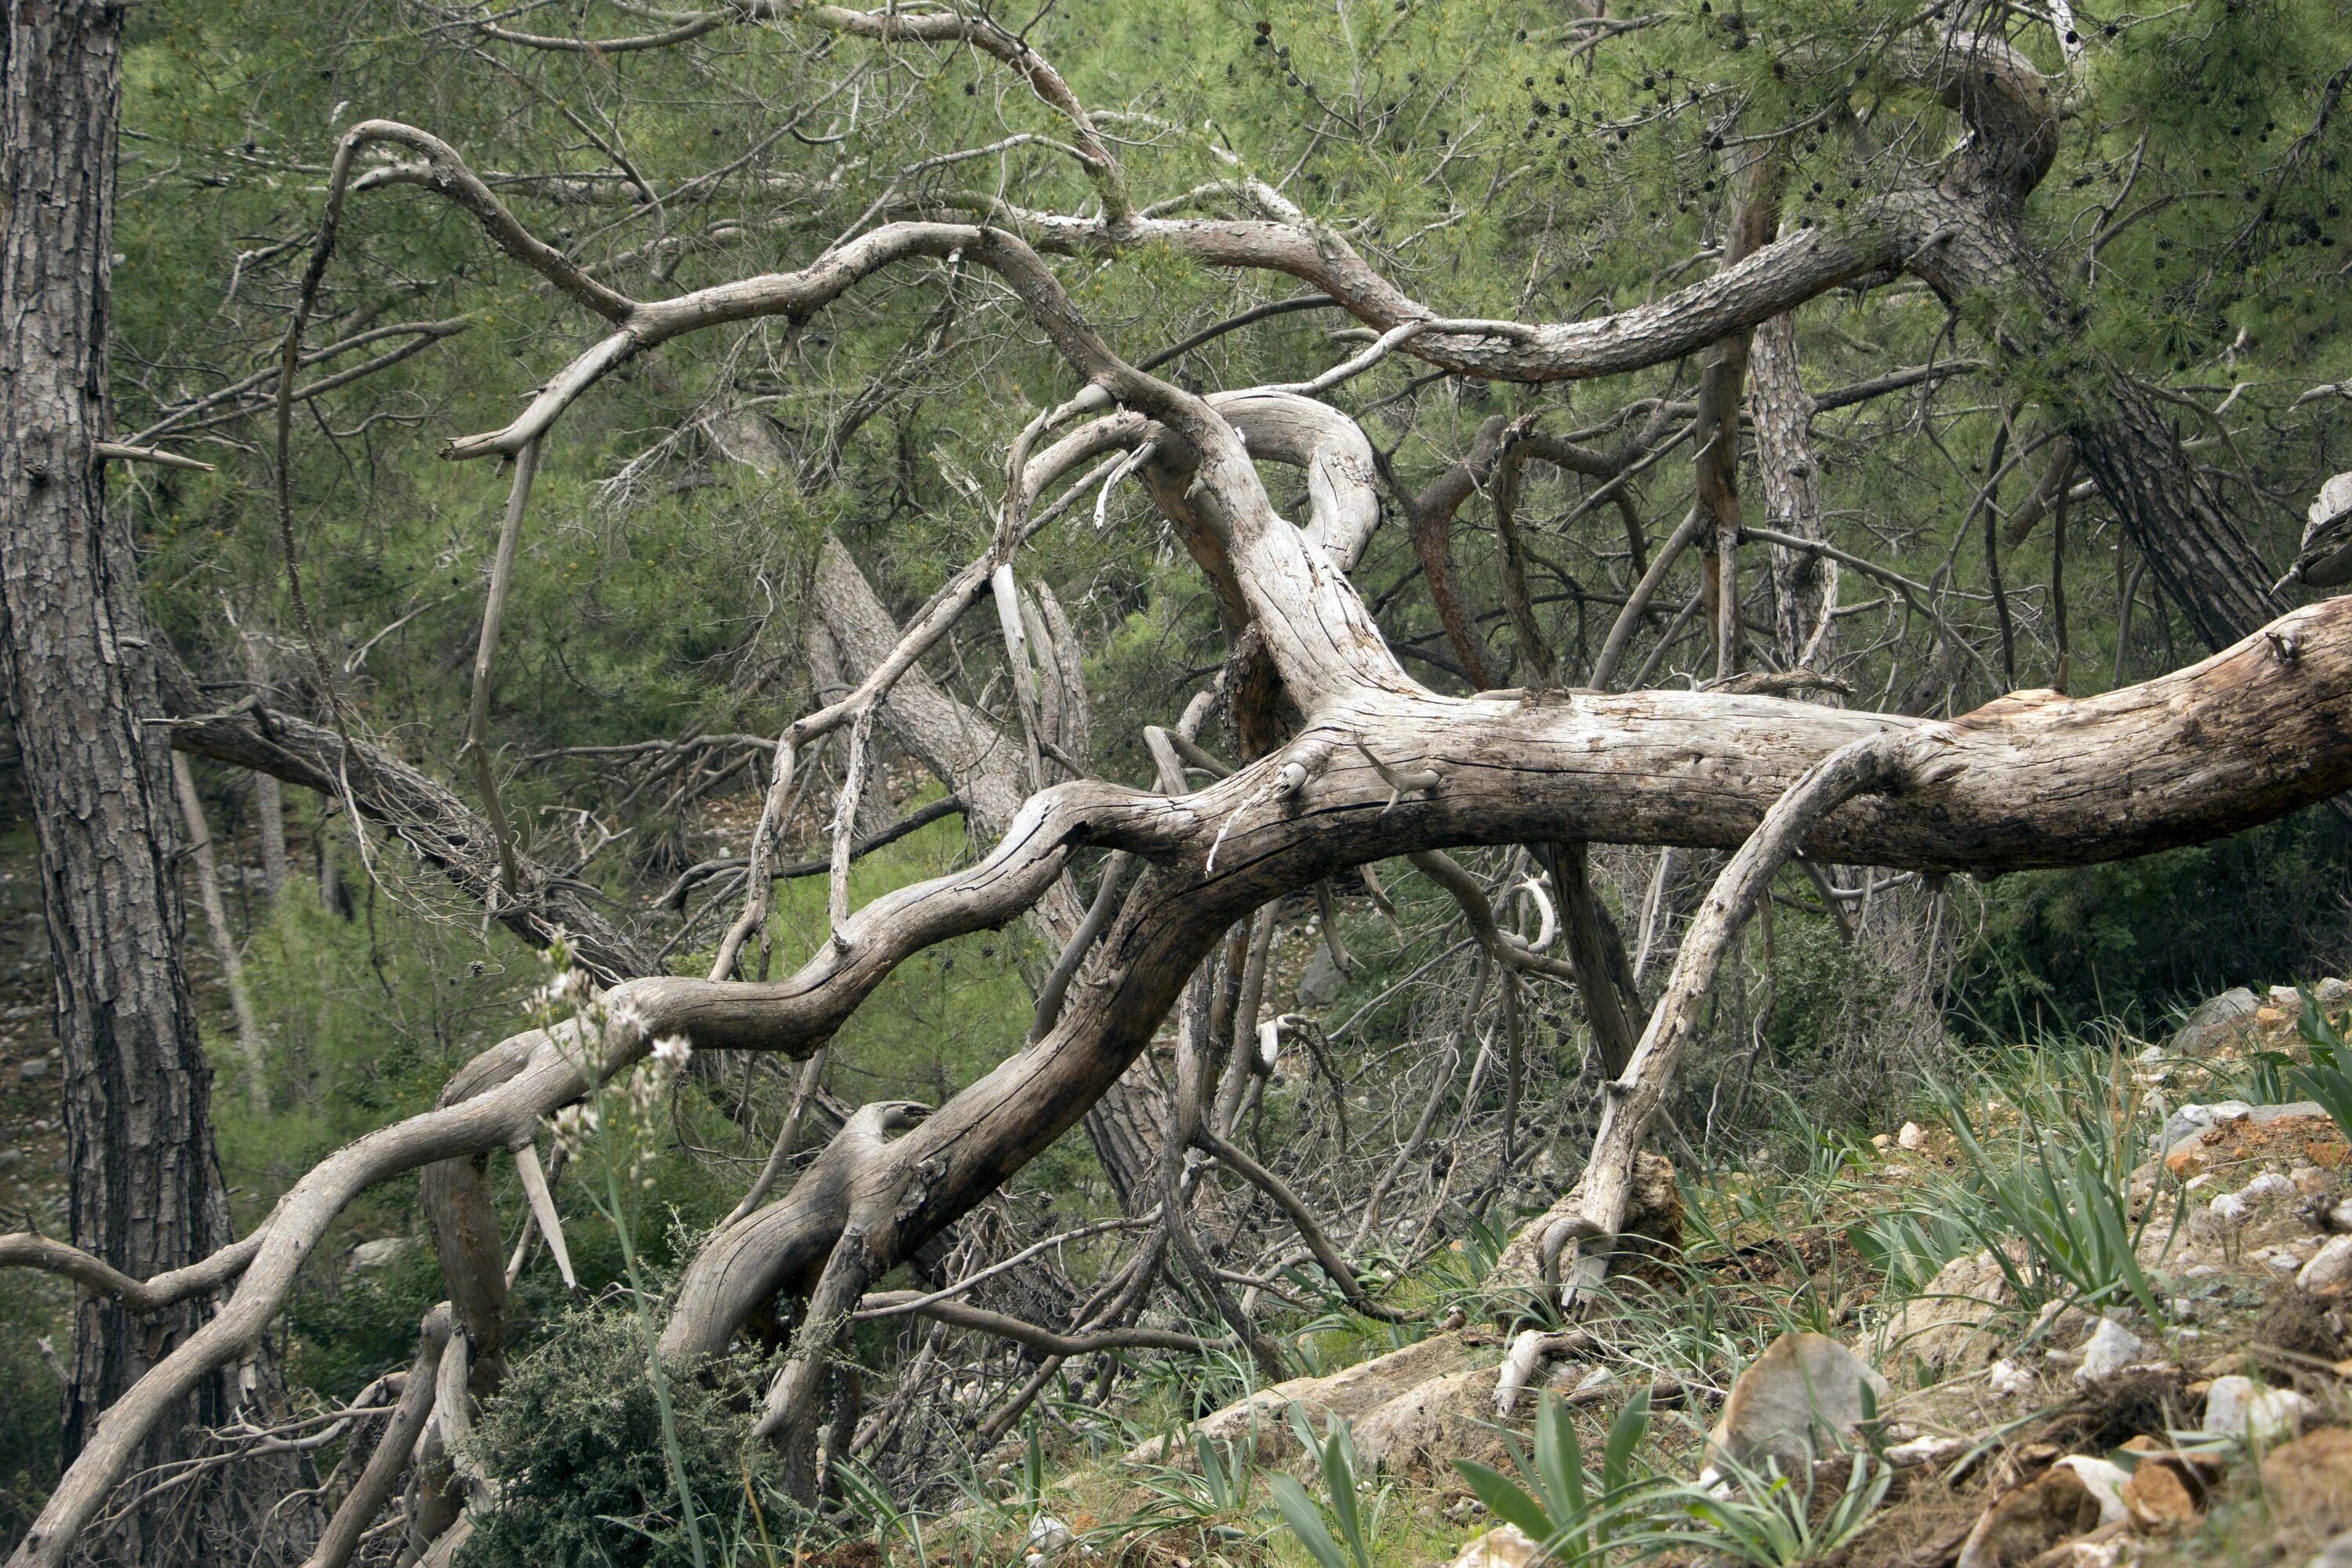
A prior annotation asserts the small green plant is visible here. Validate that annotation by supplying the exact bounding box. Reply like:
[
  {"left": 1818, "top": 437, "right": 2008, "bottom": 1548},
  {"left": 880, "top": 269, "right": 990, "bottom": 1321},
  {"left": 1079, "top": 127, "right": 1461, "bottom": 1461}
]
[
  {"left": 1930, "top": 1051, "right": 2171, "bottom": 1320},
  {"left": 1450, "top": 1388, "right": 1657, "bottom": 1563},
  {"left": 1268, "top": 1405, "right": 1383, "bottom": 1568},
  {"left": 1646, "top": 1446, "right": 1891, "bottom": 1568},
  {"left": 1127, "top": 1429, "right": 1269, "bottom": 1558},
  {"left": 2285, "top": 989, "right": 2352, "bottom": 1135},
  {"left": 1847, "top": 1207, "right": 1976, "bottom": 1298}
]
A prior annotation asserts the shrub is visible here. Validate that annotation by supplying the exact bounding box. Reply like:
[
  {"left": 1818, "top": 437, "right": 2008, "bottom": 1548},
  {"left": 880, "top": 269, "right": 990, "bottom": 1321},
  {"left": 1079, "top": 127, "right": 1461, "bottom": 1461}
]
[{"left": 459, "top": 1305, "right": 771, "bottom": 1568}]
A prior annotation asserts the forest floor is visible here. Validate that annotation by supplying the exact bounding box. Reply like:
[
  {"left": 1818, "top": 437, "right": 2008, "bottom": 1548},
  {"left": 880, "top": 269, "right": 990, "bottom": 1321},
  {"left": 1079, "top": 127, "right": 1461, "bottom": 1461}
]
[{"left": 927, "top": 993, "right": 2352, "bottom": 1568}]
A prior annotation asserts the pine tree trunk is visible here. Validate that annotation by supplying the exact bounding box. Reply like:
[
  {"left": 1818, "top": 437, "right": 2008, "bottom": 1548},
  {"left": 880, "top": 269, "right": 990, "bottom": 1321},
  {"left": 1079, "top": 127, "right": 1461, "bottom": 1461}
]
[{"left": 0, "top": 2, "right": 257, "bottom": 1558}]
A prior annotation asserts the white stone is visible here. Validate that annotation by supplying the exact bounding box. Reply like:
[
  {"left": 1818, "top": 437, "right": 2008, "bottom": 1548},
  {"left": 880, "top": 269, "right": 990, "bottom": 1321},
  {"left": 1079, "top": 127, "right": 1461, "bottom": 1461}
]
[
  {"left": 2052, "top": 1455, "right": 2133, "bottom": 1525},
  {"left": 1987, "top": 1359, "right": 2036, "bottom": 1396},
  {"left": 2210, "top": 1192, "right": 2251, "bottom": 1225},
  {"left": 2073, "top": 1318, "right": 2144, "bottom": 1384},
  {"left": 2240, "top": 1171, "right": 2299, "bottom": 1201},
  {"left": 1886, "top": 1435, "right": 1968, "bottom": 1469},
  {"left": 1445, "top": 1524, "right": 1541, "bottom": 1568},
  {"left": 2299, "top": 1234, "right": 2352, "bottom": 1295},
  {"left": 2154, "top": 1099, "right": 2255, "bottom": 1156},
  {"left": 1025, "top": 1515, "right": 1074, "bottom": 1555},
  {"left": 2203, "top": 1375, "right": 2318, "bottom": 1443},
  {"left": 1898, "top": 1121, "right": 1927, "bottom": 1151}
]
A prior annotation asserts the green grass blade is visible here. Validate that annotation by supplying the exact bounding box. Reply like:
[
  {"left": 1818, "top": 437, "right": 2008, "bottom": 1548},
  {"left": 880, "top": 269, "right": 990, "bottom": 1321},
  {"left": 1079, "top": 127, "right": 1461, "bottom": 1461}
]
[
  {"left": 1450, "top": 1460, "right": 1556, "bottom": 1544},
  {"left": 1269, "top": 1475, "right": 1352, "bottom": 1568}
]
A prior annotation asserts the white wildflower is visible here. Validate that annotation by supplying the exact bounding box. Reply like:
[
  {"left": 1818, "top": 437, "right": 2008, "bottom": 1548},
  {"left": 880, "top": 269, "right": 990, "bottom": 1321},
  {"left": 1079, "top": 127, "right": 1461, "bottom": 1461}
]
[{"left": 652, "top": 1033, "right": 693, "bottom": 1070}]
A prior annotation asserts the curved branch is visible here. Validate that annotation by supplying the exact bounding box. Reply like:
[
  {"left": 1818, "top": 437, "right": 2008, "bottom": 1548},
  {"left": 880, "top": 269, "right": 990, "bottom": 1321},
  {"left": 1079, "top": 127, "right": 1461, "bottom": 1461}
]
[
  {"left": 1191, "top": 1128, "right": 1413, "bottom": 1323},
  {"left": 855, "top": 1292, "right": 1229, "bottom": 1356},
  {"left": 0, "top": 1230, "right": 266, "bottom": 1316}
]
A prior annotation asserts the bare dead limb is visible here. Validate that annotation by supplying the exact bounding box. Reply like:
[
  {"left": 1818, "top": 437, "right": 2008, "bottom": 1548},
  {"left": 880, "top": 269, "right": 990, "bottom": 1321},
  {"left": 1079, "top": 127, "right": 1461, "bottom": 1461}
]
[
  {"left": 464, "top": 438, "right": 539, "bottom": 904},
  {"left": 855, "top": 1291, "right": 1232, "bottom": 1356},
  {"left": 1191, "top": 1128, "right": 1413, "bottom": 1323},
  {"left": 298, "top": 1305, "right": 452, "bottom": 1568},
  {"left": 1560, "top": 728, "right": 1953, "bottom": 1306}
]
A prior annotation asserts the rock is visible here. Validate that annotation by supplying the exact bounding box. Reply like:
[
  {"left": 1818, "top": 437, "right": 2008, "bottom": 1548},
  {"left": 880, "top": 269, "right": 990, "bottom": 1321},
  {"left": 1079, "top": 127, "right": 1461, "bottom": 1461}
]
[
  {"left": 2331, "top": 1199, "right": 2352, "bottom": 1233},
  {"left": 1352, "top": 1364, "right": 1508, "bottom": 1475},
  {"left": 1899, "top": 1121, "right": 1927, "bottom": 1151},
  {"left": 17, "top": 1055, "right": 48, "bottom": 1081},
  {"left": 1123, "top": 1330, "right": 1480, "bottom": 1464},
  {"left": 2073, "top": 1319, "right": 2144, "bottom": 1384},
  {"left": 1874, "top": 1250, "right": 2017, "bottom": 1379},
  {"left": 2165, "top": 1103, "right": 2347, "bottom": 1181},
  {"left": 1445, "top": 1525, "right": 1540, "bottom": 1568},
  {"left": 2049, "top": 1457, "right": 2132, "bottom": 1525},
  {"left": 1485, "top": 1152, "right": 1680, "bottom": 1294},
  {"left": 1705, "top": 1332, "right": 1890, "bottom": 1478},
  {"left": 2305, "top": 1236, "right": 2352, "bottom": 1297},
  {"left": 1023, "top": 1515, "right": 1073, "bottom": 1556},
  {"left": 2172, "top": 987, "right": 2259, "bottom": 1055},
  {"left": 1871, "top": 1133, "right": 1893, "bottom": 1151},
  {"left": 2278, "top": 985, "right": 2308, "bottom": 1012},
  {"left": 2154, "top": 1100, "right": 2252, "bottom": 1155},
  {"left": 1954, "top": 1463, "right": 2107, "bottom": 1568},
  {"left": 346, "top": 1237, "right": 416, "bottom": 1274},
  {"left": 2203, "top": 1375, "right": 2318, "bottom": 1443},
  {"left": 1888, "top": 1434, "right": 1969, "bottom": 1469},
  {"left": 2313, "top": 1526, "right": 2352, "bottom": 1568},
  {"left": 1989, "top": 1359, "right": 2038, "bottom": 1397},
  {"left": 2263, "top": 1427, "right": 2352, "bottom": 1543},
  {"left": 2027, "top": 1536, "right": 2132, "bottom": 1568},
  {"left": 1294, "top": 945, "right": 1345, "bottom": 1011},
  {"left": 2119, "top": 1457, "right": 2200, "bottom": 1532},
  {"left": 2243, "top": 1171, "right": 2302, "bottom": 1200},
  {"left": 0, "top": 1149, "right": 20, "bottom": 1174}
]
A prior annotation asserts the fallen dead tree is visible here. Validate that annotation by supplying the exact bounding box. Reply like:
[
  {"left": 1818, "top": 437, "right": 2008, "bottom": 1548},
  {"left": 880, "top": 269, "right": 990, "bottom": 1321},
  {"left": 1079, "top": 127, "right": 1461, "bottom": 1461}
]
[{"left": 9, "top": 13, "right": 2352, "bottom": 1565}]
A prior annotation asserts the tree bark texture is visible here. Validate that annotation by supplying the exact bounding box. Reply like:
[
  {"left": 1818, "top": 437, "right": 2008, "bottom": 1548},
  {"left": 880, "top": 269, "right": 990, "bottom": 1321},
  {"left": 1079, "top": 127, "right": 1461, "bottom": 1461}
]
[{"left": 0, "top": 1, "right": 271, "bottom": 1559}]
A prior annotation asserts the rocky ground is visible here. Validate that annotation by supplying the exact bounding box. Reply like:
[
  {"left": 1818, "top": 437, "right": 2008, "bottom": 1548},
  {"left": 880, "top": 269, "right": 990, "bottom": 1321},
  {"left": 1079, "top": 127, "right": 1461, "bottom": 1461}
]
[{"left": 1080, "top": 982, "right": 2352, "bottom": 1568}]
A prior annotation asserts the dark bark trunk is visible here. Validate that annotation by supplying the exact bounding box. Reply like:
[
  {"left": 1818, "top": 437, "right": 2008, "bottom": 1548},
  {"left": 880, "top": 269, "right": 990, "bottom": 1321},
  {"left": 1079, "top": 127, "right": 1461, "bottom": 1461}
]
[
  {"left": 1694, "top": 156, "right": 1784, "bottom": 681},
  {"left": 1406, "top": 418, "right": 1504, "bottom": 688},
  {"left": 1749, "top": 312, "right": 1835, "bottom": 670},
  {"left": 2067, "top": 371, "right": 2286, "bottom": 652},
  {"left": 1902, "top": 189, "right": 2288, "bottom": 654},
  {"left": 0, "top": 2, "right": 302, "bottom": 1559}
]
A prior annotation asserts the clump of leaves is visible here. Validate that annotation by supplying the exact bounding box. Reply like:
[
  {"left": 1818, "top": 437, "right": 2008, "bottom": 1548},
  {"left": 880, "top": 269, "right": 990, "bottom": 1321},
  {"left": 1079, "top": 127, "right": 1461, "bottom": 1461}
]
[
  {"left": 1645, "top": 1447, "right": 1891, "bottom": 1568},
  {"left": 1451, "top": 1387, "right": 1658, "bottom": 1563},
  {"left": 459, "top": 1305, "right": 772, "bottom": 1568},
  {"left": 1929, "top": 1051, "right": 2171, "bottom": 1321},
  {"left": 2284, "top": 988, "right": 2352, "bottom": 1136},
  {"left": 1269, "top": 1404, "right": 1386, "bottom": 1568}
]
